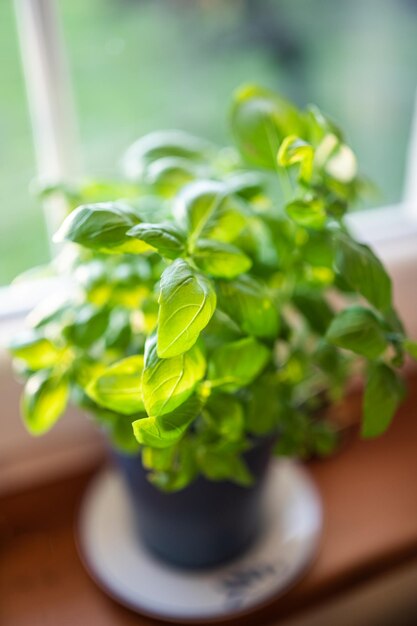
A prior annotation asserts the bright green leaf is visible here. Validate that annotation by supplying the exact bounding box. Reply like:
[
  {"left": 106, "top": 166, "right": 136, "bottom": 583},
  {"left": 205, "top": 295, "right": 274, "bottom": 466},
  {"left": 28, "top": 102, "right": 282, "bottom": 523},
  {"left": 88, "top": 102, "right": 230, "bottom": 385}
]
[
  {"left": 277, "top": 135, "right": 314, "bottom": 182},
  {"left": 173, "top": 180, "right": 247, "bottom": 246},
  {"left": 22, "top": 372, "right": 69, "bottom": 435},
  {"left": 9, "top": 332, "right": 66, "bottom": 370},
  {"left": 132, "top": 396, "right": 201, "bottom": 448},
  {"left": 142, "top": 335, "right": 206, "bottom": 416},
  {"left": 208, "top": 336, "right": 270, "bottom": 390},
  {"left": 285, "top": 197, "right": 326, "bottom": 230},
  {"left": 87, "top": 355, "right": 145, "bottom": 415},
  {"left": 157, "top": 259, "right": 216, "bottom": 358},
  {"left": 193, "top": 239, "right": 252, "bottom": 278}
]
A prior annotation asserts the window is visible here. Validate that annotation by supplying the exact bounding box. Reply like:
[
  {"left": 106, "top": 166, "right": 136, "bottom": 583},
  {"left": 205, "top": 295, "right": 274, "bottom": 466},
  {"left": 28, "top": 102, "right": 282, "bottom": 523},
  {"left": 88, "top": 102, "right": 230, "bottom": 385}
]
[{"left": 0, "top": 1, "right": 49, "bottom": 285}]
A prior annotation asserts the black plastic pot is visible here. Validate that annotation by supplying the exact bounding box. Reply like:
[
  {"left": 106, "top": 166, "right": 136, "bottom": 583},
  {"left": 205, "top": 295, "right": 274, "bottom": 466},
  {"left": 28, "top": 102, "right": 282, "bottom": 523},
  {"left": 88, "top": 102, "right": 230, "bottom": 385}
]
[{"left": 114, "top": 439, "right": 274, "bottom": 569}]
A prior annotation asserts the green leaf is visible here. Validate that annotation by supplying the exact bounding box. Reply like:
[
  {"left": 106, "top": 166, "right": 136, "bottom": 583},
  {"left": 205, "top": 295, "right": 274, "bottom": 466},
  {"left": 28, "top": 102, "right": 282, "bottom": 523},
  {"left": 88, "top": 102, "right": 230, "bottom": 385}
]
[
  {"left": 230, "top": 84, "right": 304, "bottom": 169},
  {"left": 157, "top": 259, "right": 216, "bottom": 358},
  {"left": 225, "top": 172, "right": 265, "bottom": 200},
  {"left": 144, "top": 156, "right": 201, "bottom": 195},
  {"left": 285, "top": 197, "right": 326, "bottom": 230},
  {"left": 404, "top": 339, "right": 417, "bottom": 361},
  {"left": 173, "top": 180, "right": 247, "bottom": 246},
  {"left": 9, "top": 332, "right": 66, "bottom": 370},
  {"left": 54, "top": 202, "right": 150, "bottom": 254},
  {"left": 87, "top": 356, "right": 145, "bottom": 415},
  {"left": 63, "top": 305, "right": 110, "bottom": 348},
  {"left": 142, "top": 335, "right": 206, "bottom": 417},
  {"left": 132, "top": 396, "right": 201, "bottom": 448},
  {"left": 362, "top": 363, "right": 405, "bottom": 438},
  {"left": 193, "top": 239, "right": 252, "bottom": 278},
  {"left": 205, "top": 393, "right": 245, "bottom": 441},
  {"left": 277, "top": 135, "right": 314, "bottom": 182},
  {"left": 127, "top": 222, "right": 186, "bottom": 259},
  {"left": 334, "top": 232, "right": 392, "bottom": 311},
  {"left": 217, "top": 275, "right": 279, "bottom": 339},
  {"left": 123, "top": 130, "right": 213, "bottom": 180},
  {"left": 302, "top": 231, "right": 335, "bottom": 268},
  {"left": 144, "top": 440, "right": 198, "bottom": 492},
  {"left": 246, "top": 373, "right": 280, "bottom": 435},
  {"left": 326, "top": 306, "right": 387, "bottom": 359},
  {"left": 293, "top": 289, "right": 334, "bottom": 335},
  {"left": 22, "top": 372, "right": 69, "bottom": 435},
  {"left": 197, "top": 448, "right": 254, "bottom": 486},
  {"left": 208, "top": 337, "right": 270, "bottom": 390}
]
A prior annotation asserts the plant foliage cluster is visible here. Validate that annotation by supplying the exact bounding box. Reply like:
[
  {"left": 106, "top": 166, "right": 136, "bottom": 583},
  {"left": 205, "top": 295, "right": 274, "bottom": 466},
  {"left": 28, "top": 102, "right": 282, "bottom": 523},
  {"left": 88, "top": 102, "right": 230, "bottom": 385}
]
[{"left": 10, "top": 85, "right": 415, "bottom": 491}]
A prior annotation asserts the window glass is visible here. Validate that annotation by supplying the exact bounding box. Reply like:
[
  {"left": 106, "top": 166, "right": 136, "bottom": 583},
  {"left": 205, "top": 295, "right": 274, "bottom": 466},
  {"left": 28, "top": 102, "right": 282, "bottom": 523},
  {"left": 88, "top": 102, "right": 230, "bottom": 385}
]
[
  {"left": 62, "top": 0, "right": 417, "bottom": 207},
  {"left": 0, "top": 2, "right": 49, "bottom": 285}
]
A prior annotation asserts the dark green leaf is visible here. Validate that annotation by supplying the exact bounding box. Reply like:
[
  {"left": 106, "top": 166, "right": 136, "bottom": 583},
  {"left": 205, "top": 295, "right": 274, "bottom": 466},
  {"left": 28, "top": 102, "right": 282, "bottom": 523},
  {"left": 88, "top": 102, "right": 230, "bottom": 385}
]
[
  {"left": 246, "top": 373, "right": 280, "bottom": 435},
  {"left": 293, "top": 289, "right": 334, "bottom": 334},
  {"left": 205, "top": 393, "right": 245, "bottom": 441},
  {"left": 64, "top": 305, "right": 110, "bottom": 348},
  {"left": 157, "top": 259, "right": 216, "bottom": 358},
  {"left": 208, "top": 337, "right": 270, "bottom": 390},
  {"left": 326, "top": 306, "right": 387, "bottom": 359},
  {"left": 197, "top": 448, "right": 254, "bottom": 486},
  {"left": 217, "top": 275, "right": 279, "bottom": 339},
  {"left": 362, "top": 363, "right": 405, "bottom": 438},
  {"left": 334, "top": 232, "right": 392, "bottom": 311}
]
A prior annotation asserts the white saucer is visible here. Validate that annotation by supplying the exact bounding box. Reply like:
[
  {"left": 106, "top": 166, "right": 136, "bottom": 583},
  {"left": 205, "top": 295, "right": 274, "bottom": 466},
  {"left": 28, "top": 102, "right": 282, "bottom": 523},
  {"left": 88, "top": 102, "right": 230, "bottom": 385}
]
[{"left": 78, "top": 459, "right": 322, "bottom": 622}]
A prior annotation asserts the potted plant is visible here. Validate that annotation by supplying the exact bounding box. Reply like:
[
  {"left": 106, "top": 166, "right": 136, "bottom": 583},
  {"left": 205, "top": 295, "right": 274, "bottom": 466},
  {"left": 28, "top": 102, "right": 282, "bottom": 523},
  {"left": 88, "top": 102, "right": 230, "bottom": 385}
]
[{"left": 9, "top": 85, "right": 415, "bottom": 569}]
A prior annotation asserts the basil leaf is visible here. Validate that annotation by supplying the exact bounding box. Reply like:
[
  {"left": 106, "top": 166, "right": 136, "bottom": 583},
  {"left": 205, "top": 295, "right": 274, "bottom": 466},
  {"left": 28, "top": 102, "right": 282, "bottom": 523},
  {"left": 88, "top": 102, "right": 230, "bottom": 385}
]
[
  {"left": 123, "top": 130, "right": 213, "bottom": 180},
  {"left": 404, "top": 339, "right": 417, "bottom": 361},
  {"left": 22, "top": 372, "right": 69, "bottom": 435},
  {"left": 334, "top": 232, "right": 392, "bottom": 311},
  {"left": 225, "top": 172, "right": 265, "bottom": 200},
  {"left": 9, "top": 332, "right": 65, "bottom": 370},
  {"left": 63, "top": 305, "right": 110, "bottom": 348},
  {"left": 54, "top": 202, "right": 150, "bottom": 254},
  {"left": 246, "top": 373, "right": 280, "bottom": 435},
  {"left": 208, "top": 337, "right": 270, "bottom": 390},
  {"left": 132, "top": 396, "right": 201, "bottom": 449},
  {"left": 217, "top": 275, "right": 279, "bottom": 339},
  {"left": 285, "top": 197, "right": 326, "bottom": 230},
  {"left": 157, "top": 259, "right": 216, "bottom": 358},
  {"left": 127, "top": 222, "right": 186, "bottom": 259},
  {"left": 205, "top": 393, "right": 245, "bottom": 441},
  {"left": 142, "top": 335, "right": 206, "bottom": 417},
  {"left": 87, "top": 355, "right": 145, "bottom": 415},
  {"left": 197, "top": 448, "right": 254, "bottom": 486},
  {"left": 362, "top": 363, "right": 405, "bottom": 438},
  {"left": 231, "top": 84, "right": 304, "bottom": 169},
  {"left": 277, "top": 135, "right": 314, "bottom": 182},
  {"left": 293, "top": 289, "right": 334, "bottom": 335},
  {"left": 145, "top": 156, "right": 201, "bottom": 196},
  {"left": 193, "top": 239, "right": 252, "bottom": 278},
  {"left": 173, "top": 180, "right": 247, "bottom": 245},
  {"left": 326, "top": 306, "right": 387, "bottom": 359}
]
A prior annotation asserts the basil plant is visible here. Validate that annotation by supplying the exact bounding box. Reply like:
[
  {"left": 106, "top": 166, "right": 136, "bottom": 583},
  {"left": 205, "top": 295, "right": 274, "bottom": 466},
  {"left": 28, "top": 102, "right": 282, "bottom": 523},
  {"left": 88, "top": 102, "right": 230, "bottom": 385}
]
[{"left": 10, "top": 85, "right": 415, "bottom": 492}]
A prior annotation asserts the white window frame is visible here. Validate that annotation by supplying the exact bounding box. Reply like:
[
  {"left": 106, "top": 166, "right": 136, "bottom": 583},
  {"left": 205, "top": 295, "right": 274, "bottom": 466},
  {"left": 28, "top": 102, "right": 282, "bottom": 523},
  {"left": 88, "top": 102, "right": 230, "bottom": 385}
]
[{"left": 1, "top": 0, "right": 416, "bottom": 494}]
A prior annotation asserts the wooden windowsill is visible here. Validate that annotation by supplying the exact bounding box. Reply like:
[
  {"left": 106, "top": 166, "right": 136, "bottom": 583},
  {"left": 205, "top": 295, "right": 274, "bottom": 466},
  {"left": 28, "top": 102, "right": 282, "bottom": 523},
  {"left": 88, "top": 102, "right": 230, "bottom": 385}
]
[{"left": 1, "top": 378, "right": 417, "bottom": 625}]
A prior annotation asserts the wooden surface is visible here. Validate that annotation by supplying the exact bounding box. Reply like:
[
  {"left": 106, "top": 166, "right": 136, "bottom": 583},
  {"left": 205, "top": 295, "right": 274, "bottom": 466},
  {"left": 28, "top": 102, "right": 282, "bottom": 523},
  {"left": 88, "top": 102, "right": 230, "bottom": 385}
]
[{"left": 1, "top": 381, "right": 417, "bottom": 626}]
